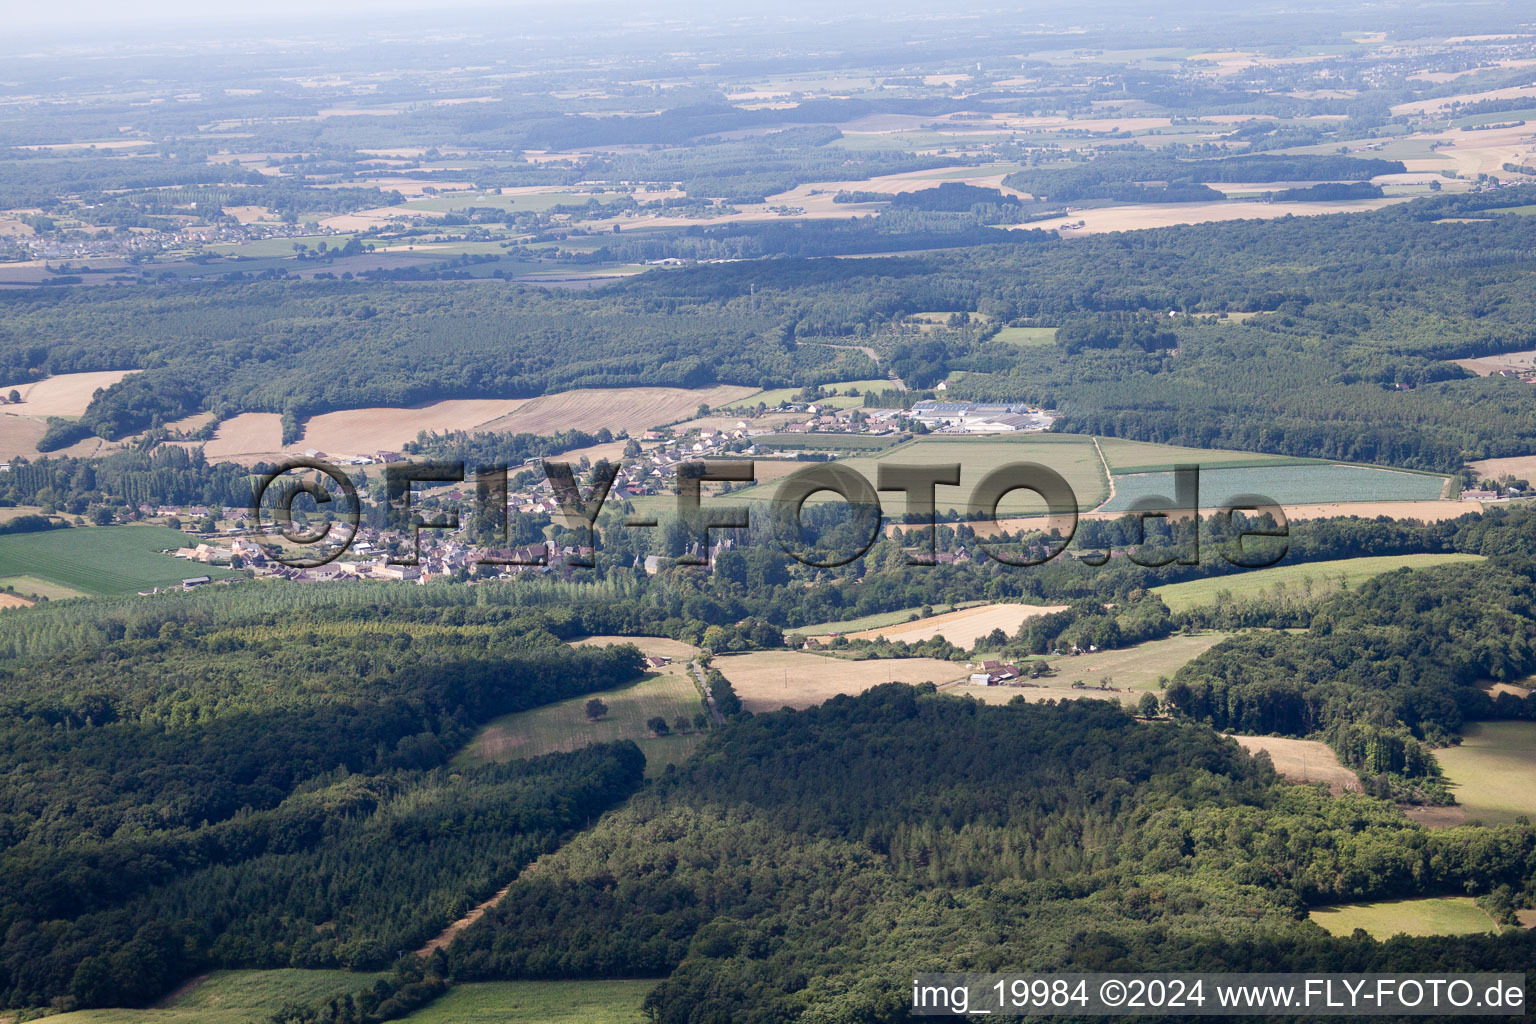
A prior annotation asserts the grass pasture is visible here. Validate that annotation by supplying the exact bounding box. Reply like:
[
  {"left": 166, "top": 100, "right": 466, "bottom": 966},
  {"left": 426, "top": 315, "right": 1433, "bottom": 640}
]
[
  {"left": 1435, "top": 722, "right": 1536, "bottom": 825},
  {"left": 1151, "top": 554, "right": 1483, "bottom": 612},
  {"left": 0, "top": 525, "right": 239, "bottom": 597},
  {"left": 1095, "top": 436, "right": 1312, "bottom": 475},
  {"left": 397, "top": 980, "right": 652, "bottom": 1024},
  {"left": 991, "top": 326, "right": 1058, "bottom": 347},
  {"left": 44, "top": 969, "right": 386, "bottom": 1024},
  {"left": 952, "top": 632, "right": 1230, "bottom": 708},
  {"left": 1309, "top": 897, "right": 1498, "bottom": 939},
  {"left": 456, "top": 640, "right": 705, "bottom": 775}
]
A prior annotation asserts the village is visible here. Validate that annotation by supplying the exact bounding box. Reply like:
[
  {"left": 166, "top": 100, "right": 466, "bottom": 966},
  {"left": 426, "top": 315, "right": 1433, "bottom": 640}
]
[{"left": 150, "top": 397, "right": 1058, "bottom": 592}]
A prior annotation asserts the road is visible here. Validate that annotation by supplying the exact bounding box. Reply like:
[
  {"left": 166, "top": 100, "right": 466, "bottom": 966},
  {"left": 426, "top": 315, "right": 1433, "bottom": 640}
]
[{"left": 690, "top": 659, "right": 726, "bottom": 727}]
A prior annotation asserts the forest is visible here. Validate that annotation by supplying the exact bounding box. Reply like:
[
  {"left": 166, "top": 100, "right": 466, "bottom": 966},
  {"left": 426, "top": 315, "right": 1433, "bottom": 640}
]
[{"left": 7, "top": 186, "right": 1536, "bottom": 467}]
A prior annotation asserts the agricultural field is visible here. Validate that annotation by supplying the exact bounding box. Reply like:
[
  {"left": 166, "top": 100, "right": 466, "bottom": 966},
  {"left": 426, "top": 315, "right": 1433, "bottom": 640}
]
[
  {"left": 713, "top": 650, "right": 967, "bottom": 712},
  {"left": 952, "top": 632, "right": 1231, "bottom": 707},
  {"left": 455, "top": 637, "right": 705, "bottom": 775},
  {"left": 1151, "top": 553, "right": 1484, "bottom": 612},
  {"left": 739, "top": 434, "right": 1110, "bottom": 515},
  {"left": 43, "top": 970, "right": 385, "bottom": 1024},
  {"left": 790, "top": 601, "right": 985, "bottom": 637},
  {"left": 1230, "top": 735, "right": 1361, "bottom": 794},
  {"left": 1101, "top": 463, "right": 1448, "bottom": 512},
  {"left": 990, "top": 326, "right": 1059, "bottom": 347},
  {"left": 396, "top": 981, "right": 652, "bottom": 1024},
  {"left": 1434, "top": 722, "right": 1536, "bottom": 825},
  {"left": 1095, "top": 436, "right": 1313, "bottom": 475},
  {"left": 845, "top": 601, "right": 1068, "bottom": 646},
  {"left": 0, "top": 370, "right": 138, "bottom": 417},
  {"left": 1308, "top": 897, "right": 1500, "bottom": 940},
  {"left": 471, "top": 385, "right": 757, "bottom": 436},
  {"left": 0, "top": 525, "right": 239, "bottom": 597}
]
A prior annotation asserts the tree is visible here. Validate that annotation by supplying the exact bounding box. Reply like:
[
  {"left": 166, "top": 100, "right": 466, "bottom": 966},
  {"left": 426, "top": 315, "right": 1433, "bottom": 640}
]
[
  {"left": 672, "top": 715, "right": 692, "bottom": 734},
  {"left": 1138, "top": 692, "right": 1160, "bottom": 718},
  {"left": 585, "top": 698, "right": 608, "bottom": 721},
  {"left": 646, "top": 716, "right": 670, "bottom": 735},
  {"left": 7, "top": 390, "right": 19, "bottom": 404}
]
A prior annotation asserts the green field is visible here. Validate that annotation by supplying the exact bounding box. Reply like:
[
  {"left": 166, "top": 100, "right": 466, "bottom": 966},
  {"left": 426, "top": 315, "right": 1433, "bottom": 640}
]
[
  {"left": 1035, "top": 631, "right": 1231, "bottom": 690},
  {"left": 991, "top": 326, "right": 1058, "bottom": 347},
  {"left": 1152, "top": 554, "right": 1484, "bottom": 613},
  {"left": 789, "top": 600, "right": 986, "bottom": 636},
  {"left": 1435, "top": 722, "right": 1536, "bottom": 825},
  {"left": 397, "top": 981, "right": 653, "bottom": 1024},
  {"left": 401, "top": 190, "right": 631, "bottom": 214},
  {"left": 1102, "top": 463, "right": 1448, "bottom": 511},
  {"left": 205, "top": 233, "right": 356, "bottom": 257},
  {"left": 0, "top": 573, "right": 87, "bottom": 600},
  {"left": 715, "top": 434, "right": 1105, "bottom": 515},
  {"left": 455, "top": 668, "right": 708, "bottom": 776},
  {"left": 0, "top": 525, "right": 240, "bottom": 597},
  {"left": 45, "top": 969, "right": 385, "bottom": 1024},
  {"left": 1309, "top": 897, "right": 1499, "bottom": 939},
  {"left": 1095, "top": 436, "right": 1314, "bottom": 474}
]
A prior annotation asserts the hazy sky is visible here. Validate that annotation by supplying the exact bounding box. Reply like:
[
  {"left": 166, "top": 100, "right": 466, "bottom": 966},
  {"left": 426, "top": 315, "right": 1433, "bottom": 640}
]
[{"left": 9, "top": 0, "right": 566, "bottom": 32}]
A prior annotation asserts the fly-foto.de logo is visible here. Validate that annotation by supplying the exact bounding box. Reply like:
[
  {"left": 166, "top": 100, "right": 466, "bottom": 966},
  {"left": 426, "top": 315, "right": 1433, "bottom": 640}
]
[{"left": 251, "top": 458, "right": 1289, "bottom": 570}]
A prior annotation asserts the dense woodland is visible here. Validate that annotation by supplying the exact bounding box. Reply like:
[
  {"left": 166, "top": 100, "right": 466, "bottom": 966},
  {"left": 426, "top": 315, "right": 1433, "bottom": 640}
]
[{"left": 447, "top": 687, "right": 1536, "bottom": 1023}]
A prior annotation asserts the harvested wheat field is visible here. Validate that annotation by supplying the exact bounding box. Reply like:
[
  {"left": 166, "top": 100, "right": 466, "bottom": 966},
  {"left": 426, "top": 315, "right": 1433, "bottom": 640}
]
[
  {"left": 1229, "top": 735, "right": 1361, "bottom": 794},
  {"left": 475, "top": 385, "right": 757, "bottom": 436},
  {"left": 0, "top": 592, "right": 35, "bottom": 610},
  {"left": 846, "top": 602, "right": 1067, "bottom": 645},
  {"left": 0, "top": 414, "right": 49, "bottom": 460},
  {"left": 954, "top": 683, "right": 1141, "bottom": 708},
  {"left": 569, "top": 635, "right": 698, "bottom": 660},
  {"left": 1469, "top": 454, "right": 1536, "bottom": 481},
  {"left": 1022, "top": 197, "right": 1405, "bottom": 236},
  {"left": 1280, "top": 500, "right": 1480, "bottom": 521},
  {"left": 713, "top": 650, "right": 966, "bottom": 712},
  {"left": 0, "top": 370, "right": 137, "bottom": 417},
  {"left": 197, "top": 413, "right": 285, "bottom": 463},
  {"left": 298, "top": 399, "right": 531, "bottom": 454}
]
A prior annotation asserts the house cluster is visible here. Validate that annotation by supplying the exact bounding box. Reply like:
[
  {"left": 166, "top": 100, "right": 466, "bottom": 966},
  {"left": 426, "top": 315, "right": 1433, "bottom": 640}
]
[
  {"left": 967, "top": 659, "right": 1026, "bottom": 685},
  {"left": 910, "top": 401, "right": 1056, "bottom": 433},
  {"left": 780, "top": 407, "right": 904, "bottom": 435}
]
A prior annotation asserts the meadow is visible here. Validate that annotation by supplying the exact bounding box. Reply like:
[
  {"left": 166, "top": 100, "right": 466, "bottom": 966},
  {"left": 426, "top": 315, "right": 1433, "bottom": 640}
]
[
  {"left": 1101, "top": 463, "right": 1448, "bottom": 512},
  {"left": 1151, "top": 553, "right": 1484, "bottom": 613},
  {"left": 42, "top": 970, "right": 385, "bottom": 1024},
  {"left": 396, "top": 980, "right": 652, "bottom": 1024},
  {"left": 455, "top": 638, "right": 705, "bottom": 776},
  {"left": 990, "top": 326, "right": 1058, "bottom": 347},
  {"left": 952, "top": 632, "right": 1231, "bottom": 704},
  {"left": 0, "top": 525, "right": 240, "bottom": 597},
  {"left": 1434, "top": 722, "right": 1536, "bottom": 825},
  {"left": 1308, "top": 897, "right": 1499, "bottom": 939}
]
